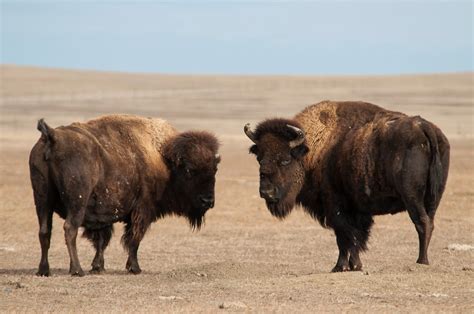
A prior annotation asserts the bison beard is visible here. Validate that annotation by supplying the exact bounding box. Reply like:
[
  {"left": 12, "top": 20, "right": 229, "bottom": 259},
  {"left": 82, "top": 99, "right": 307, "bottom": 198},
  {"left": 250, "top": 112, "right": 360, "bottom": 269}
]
[
  {"left": 266, "top": 199, "right": 294, "bottom": 219},
  {"left": 187, "top": 208, "right": 206, "bottom": 230},
  {"left": 245, "top": 100, "right": 450, "bottom": 272},
  {"left": 29, "top": 115, "right": 220, "bottom": 277}
]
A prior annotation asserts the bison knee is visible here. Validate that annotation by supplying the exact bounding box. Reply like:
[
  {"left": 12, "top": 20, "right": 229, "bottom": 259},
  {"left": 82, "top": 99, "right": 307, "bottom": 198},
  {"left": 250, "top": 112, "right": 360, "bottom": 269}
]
[
  {"left": 39, "top": 226, "right": 50, "bottom": 237},
  {"left": 63, "top": 220, "right": 72, "bottom": 232},
  {"left": 63, "top": 220, "right": 80, "bottom": 237}
]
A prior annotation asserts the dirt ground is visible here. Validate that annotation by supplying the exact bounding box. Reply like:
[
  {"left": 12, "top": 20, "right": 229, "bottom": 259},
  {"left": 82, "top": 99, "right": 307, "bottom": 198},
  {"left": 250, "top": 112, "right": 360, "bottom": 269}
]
[{"left": 0, "top": 65, "right": 473, "bottom": 312}]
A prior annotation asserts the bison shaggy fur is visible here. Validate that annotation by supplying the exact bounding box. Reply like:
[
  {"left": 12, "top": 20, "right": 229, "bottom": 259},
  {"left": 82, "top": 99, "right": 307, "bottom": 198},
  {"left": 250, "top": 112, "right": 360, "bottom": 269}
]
[
  {"left": 30, "top": 114, "right": 220, "bottom": 276},
  {"left": 245, "top": 101, "right": 450, "bottom": 272}
]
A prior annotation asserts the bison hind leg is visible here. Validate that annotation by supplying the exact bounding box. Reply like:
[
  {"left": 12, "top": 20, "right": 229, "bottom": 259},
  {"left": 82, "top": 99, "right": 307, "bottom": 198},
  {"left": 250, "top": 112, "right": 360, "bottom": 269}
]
[
  {"left": 400, "top": 148, "right": 434, "bottom": 265},
  {"left": 406, "top": 200, "right": 433, "bottom": 265},
  {"left": 83, "top": 225, "right": 114, "bottom": 273},
  {"left": 31, "top": 164, "right": 57, "bottom": 277},
  {"left": 62, "top": 193, "right": 91, "bottom": 277}
]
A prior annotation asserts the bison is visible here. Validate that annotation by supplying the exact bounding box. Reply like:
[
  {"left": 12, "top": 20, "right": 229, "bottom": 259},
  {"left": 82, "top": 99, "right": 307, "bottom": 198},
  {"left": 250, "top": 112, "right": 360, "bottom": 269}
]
[
  {"left": 29, "top": 115, "right": 220, "bottom": 276},
  {"left": 244, "top": 101, "right": 450, "bottom": 272}
]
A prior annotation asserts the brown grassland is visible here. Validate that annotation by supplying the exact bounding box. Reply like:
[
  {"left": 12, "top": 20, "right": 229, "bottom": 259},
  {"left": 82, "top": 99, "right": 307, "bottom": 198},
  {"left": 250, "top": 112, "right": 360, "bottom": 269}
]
[{"left": 0, "top": 65, "right": 473, "bottom": 312}]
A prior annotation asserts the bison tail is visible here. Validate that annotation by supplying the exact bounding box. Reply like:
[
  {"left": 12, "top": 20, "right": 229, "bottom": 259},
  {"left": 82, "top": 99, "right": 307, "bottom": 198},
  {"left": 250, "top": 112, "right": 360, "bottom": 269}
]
[
  {"left": 37, "top": 118, "right": 55, "bottom": 144},
  {"left": 421, "top": 120, "right": 443, "bottom": 212},
  {"left": 37, "top": 119, "right": 56, "bottom": 161}
]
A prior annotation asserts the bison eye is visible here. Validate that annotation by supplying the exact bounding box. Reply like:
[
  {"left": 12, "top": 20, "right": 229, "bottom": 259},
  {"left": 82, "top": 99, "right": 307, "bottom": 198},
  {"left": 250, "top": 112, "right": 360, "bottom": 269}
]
[
  {"left": 185, "top": 168, "right": 194, "bottom": 178},
  {"left": 280, "top": 159, "right": 291, "bottom": 166}
]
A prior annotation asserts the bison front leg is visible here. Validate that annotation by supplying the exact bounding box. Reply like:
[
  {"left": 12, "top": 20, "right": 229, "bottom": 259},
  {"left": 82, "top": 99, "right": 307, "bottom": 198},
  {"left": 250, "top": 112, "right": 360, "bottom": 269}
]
[
  {"left": 349, "top": 213, "right": 373, "bottom": 271},
  {"left": 332, "top": 230, "right": 350, "bottom": 272},
  {"left": 122, "top": 216, "right": 151, "bottom": 274},
  {"left": 349, "top": 249, "right": 363, "bottom": 271},
  {"left": 83, "top": 226, "right": 113, "bottom": 274},
  {"left": 125, "top": 241, "right": 141, "bottom": 274},
  {"left": 333, "top": 234, "right": 364, "bottom": 272},
  {"left": 331, "top": 213, "right": 373, "bottom": 272}
]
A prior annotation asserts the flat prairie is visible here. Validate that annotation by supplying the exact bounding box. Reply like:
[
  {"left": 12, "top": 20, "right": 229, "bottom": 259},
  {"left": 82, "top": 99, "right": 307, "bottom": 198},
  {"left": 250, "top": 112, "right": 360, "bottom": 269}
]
[{"left": 0, "top": 65, "right": 473, "bottom": 312}]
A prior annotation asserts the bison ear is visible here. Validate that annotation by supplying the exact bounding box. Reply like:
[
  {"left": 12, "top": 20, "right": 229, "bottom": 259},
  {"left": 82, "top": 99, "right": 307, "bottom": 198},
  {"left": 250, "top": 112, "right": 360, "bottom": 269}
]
[
  {"left": 249, "top": 145, "right": 258, "bottom": 155},
  {"left": 290, "top": 144, "right": 309, "bottom": 159}
]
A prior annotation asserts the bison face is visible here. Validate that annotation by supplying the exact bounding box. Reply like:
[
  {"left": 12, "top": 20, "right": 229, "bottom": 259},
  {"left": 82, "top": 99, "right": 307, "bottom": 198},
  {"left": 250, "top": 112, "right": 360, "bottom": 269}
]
[
  {"left": 175, "top": 156, "right": 220, "bottom": 212},
  {"left": 163, "top": 131, "right": 220, "bottom": 229},
  {"left": 245, "top": 122, "right": 309, "bottom": 218}
]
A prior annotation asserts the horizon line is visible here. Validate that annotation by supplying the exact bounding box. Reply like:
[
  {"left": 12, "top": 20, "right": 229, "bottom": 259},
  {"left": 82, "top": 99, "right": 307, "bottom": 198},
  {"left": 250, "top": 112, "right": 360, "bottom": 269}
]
[{"left": 2, "top": 63, "right": 473, "bottom": 78}]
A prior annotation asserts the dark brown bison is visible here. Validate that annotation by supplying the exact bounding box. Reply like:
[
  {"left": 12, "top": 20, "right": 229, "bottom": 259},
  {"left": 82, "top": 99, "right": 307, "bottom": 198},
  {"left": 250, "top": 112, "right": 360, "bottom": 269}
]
[
  {"left": 244, "top": 101, "right": 450, "bottom": 272},
  {"left": 29, "top": 115, "right": 220, "bottom": 276}
]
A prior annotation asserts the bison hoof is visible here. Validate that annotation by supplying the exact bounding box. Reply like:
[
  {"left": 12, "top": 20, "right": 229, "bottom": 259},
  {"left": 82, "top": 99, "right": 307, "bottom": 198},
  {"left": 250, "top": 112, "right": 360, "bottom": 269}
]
[
  {"left": 126, "top": 259, "right": 142, "bottom": 274},
  {"left": 70, "top": 268, "right": 85, "bottom": 277},
  {"left": 331, "top": 264, "right": 350, "bottom": 273},
  {"left": 350, "top": 265, "right": 363, "bottom": 271},
  {"left": 90, "top": 266, "right": 105, "bottom": 274},
  {"left": 36, "top": 269, "right": 50, "bottom": 277},
  {"left": 127, "top": 265, "right": 142, "bottom": 274},
  {"left": 349, "top": 262, "right": 363, "bottom": 271},
  {"left": 416, "top": 258, "right": 430, "bottom": 265}
]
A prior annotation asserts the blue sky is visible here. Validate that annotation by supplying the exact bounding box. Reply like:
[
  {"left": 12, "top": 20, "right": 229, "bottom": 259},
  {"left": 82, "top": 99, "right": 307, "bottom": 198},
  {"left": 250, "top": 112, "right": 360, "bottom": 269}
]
[{"left": 1, "top": 1, "right": 472, "bottom": 75}]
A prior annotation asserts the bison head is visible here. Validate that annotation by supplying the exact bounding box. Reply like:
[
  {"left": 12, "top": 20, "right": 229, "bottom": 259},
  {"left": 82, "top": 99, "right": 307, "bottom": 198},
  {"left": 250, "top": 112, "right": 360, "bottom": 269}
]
[
  {"left": 163, "top": 131, "right": 220, "bottom": 229},
  {"left": 245, "top": 119, "right": 309, "bottom": 218}
]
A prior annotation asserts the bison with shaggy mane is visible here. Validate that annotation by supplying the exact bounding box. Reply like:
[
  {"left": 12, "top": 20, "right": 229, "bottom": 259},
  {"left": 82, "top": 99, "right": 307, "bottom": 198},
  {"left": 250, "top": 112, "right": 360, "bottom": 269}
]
[
  {"left": 245, "top": 101, "right": 449, "bottom": 272},
  {"left": 30, "top": 115, "right": 220, "bottom": 276}
]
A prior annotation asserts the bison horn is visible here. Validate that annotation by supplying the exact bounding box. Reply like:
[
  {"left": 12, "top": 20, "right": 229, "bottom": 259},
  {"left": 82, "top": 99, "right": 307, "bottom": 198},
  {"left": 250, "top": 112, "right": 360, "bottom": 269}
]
[
  {"left": 287, "top": 124, "right": 305, "bottom": 148},
  {"left": 244, "top": 123, "right": 257, "bottom": 143}
]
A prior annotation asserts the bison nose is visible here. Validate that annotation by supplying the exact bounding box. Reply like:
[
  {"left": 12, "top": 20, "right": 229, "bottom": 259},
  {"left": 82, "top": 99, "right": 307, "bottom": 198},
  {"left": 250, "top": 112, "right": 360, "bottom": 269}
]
[
  {"left": 259, "top": 187, "right": 279, "bottom": 203},
  {"left": 200, "top": 195, "right": 214, "bottom": 208}
]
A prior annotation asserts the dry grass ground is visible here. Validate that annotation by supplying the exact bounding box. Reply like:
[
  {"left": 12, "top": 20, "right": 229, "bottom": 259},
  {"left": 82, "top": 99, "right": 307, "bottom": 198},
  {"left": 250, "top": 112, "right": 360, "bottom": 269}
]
[{"left": 0, "top": 65, "right": 473, "bottom": 312}]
